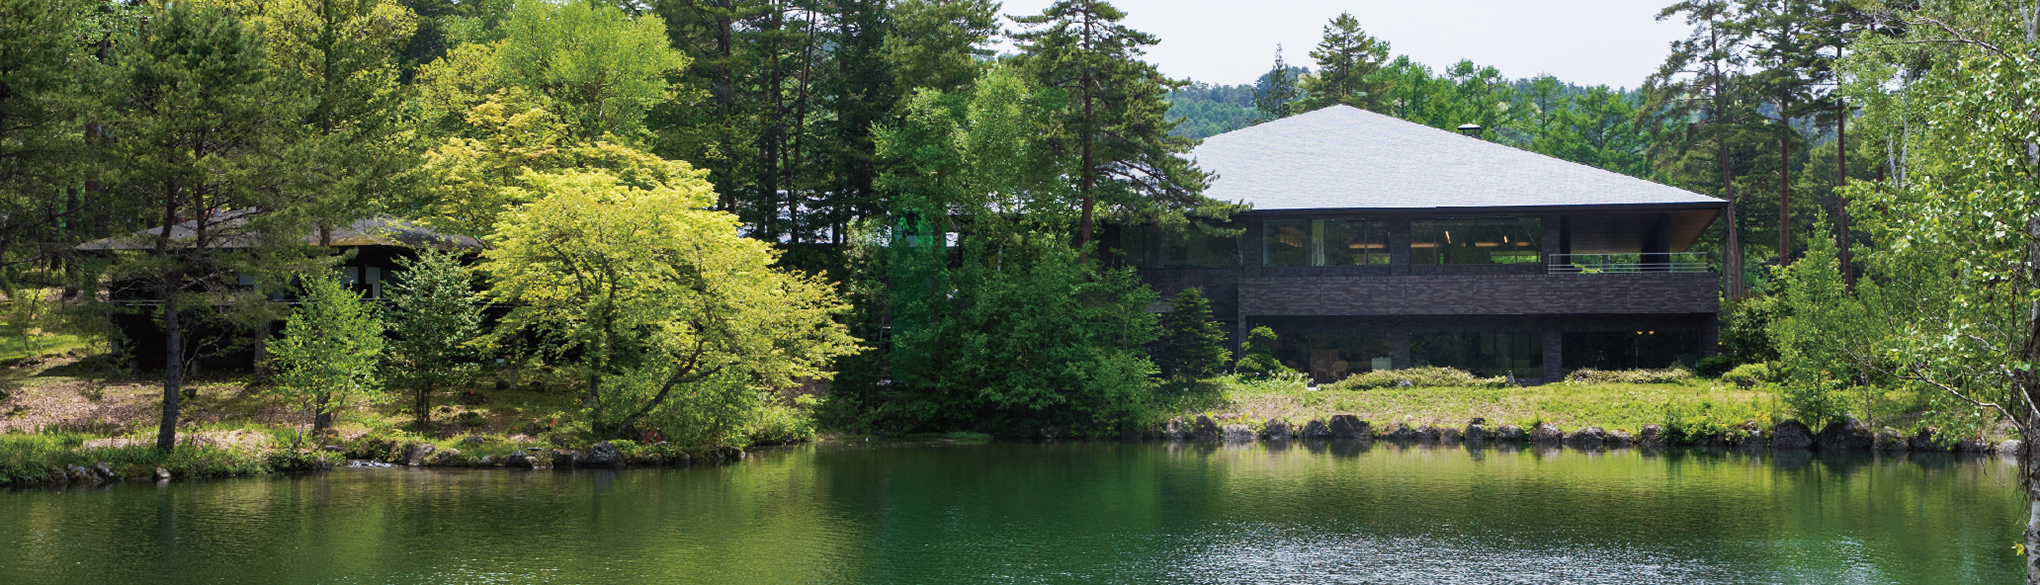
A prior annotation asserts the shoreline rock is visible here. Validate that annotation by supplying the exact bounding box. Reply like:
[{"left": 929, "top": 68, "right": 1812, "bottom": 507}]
[{"left": 1328, "top": 415, "right": 1369, "bottom": 440}]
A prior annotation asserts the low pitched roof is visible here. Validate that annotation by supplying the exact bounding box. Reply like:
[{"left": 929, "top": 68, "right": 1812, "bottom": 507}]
[{"left": 1193, "top": 105, "right": 1724, "bottom": 212}]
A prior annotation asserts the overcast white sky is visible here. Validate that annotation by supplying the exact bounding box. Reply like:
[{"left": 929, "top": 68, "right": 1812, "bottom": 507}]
[{"left": 996, "top": 0, "right": 1691, "bottom": 90}]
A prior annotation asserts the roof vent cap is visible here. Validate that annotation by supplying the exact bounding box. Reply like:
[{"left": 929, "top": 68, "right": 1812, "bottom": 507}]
[{"left": 1457, "top": 123, "right": 1482, "bottom": 137}]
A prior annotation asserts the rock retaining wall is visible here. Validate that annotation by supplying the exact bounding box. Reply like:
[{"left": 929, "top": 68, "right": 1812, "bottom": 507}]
[{"left": 1143, "top": 416, "right": 2012, "bottom": 455}]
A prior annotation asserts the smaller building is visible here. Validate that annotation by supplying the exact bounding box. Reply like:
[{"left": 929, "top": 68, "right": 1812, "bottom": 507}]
[
  {"left": 79, "top": 216, "right": 483, "bottom": 371},
  {"left": 1122, "top": 105, "right": 1726, "bottom": 384}
]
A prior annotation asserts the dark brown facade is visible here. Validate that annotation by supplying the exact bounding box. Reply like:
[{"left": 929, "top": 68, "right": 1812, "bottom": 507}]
[{"left": 1125, "top": 204, "right": 1723, "bottom": 384}]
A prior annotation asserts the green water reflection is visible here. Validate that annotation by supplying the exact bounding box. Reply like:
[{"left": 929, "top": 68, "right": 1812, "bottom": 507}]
[{"left": 0, "top": 441, "right": 2021, "bottom": 584}]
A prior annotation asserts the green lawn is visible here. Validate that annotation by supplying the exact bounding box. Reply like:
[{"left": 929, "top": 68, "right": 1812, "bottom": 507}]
[{"left": 0, "top": 332, "right": 87, "bottom": 363}]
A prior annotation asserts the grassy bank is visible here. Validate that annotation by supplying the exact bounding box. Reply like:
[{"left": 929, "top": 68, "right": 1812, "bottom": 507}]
[
  {"left": 0, "top": 433, "right": 302, "bottom": 485},
  {"left": 1171, "top": 373, "right": 1777, "bottom": 435},
  {"left": 0, "top": 349, "right": 815, "bottom": 486}
]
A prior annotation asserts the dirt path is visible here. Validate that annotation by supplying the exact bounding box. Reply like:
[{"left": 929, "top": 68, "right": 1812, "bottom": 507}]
[{"left": 0, "top": 353, "right": 296, "bottom": 436}]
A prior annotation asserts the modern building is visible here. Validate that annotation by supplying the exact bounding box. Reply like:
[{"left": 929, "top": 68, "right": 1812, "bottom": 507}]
[{"left": 1118, "top": 105, "right": 1726, "bottom": 384}]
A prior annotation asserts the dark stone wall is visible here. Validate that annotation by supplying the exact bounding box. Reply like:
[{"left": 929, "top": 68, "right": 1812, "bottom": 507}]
[{"left": 1138, "top": 270, "right": 1243, "bottom": 318}]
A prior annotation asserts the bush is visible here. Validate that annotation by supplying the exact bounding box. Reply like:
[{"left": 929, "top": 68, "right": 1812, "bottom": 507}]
[
  {"left": 1695, "top": 354, "right": 1737, "bottom": 377},
  {"left": 1564, "top": 367, "right": 1695, "bottom": 385},
  {"left": 1782, "top": 379, "right": 1852, "bottom": 428},
  {"left": 746, "top": 402, "right": 816, "bottom": 445},
  {"left": 1660, "top": 395, "right": 1772, "bottom": 445},
  {"left": 1233, "top": 326, "right": 1292, "bottom": 378},
  {"left": 1720, "top": 362, "right": 1778, "bottom": 388},
  {"left": 1721, "top": 294, "right": 1779, "bottom": 363},
  {"left": 1324, "top": 367, "right": 1508, "bottom": 390}
]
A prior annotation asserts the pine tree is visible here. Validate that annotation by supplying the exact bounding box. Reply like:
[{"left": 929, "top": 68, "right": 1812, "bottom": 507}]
[
  {"left": 1251, "top": 44, "right": 1300, "bottom": 121},
  {"left": 1644, "top": 0, "right": 1754, "bottom": 295},
  {"left": 111, "top": 2, "right": 306, "bottom": 451},
  {"left": 1013, "top": 0, "right": 1212, "bottom": 262},
  {"left": 1154, "top": 288, "right": 1229, "bottom": 380},
  {"left": 1299, "top": 12, "right": 1390, "bottom": 112},
  {"left": 0, "top": 0, "right": 100, "bottom": 294},
  {"left": 254, "top": 0, "right": 420, "bottom": 243}
]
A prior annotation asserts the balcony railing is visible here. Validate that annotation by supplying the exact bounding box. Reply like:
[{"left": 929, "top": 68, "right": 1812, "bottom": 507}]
[{"left": 1548, "top": 253, "right": 1710, "bottom": 274}]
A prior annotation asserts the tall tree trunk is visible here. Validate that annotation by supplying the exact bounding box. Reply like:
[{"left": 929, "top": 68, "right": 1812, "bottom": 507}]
[
  {"left": 587, "top": 373, "right": 604, "bottom": 436},
  {"left": 156, "top": 272, "right": 183, "bottom": 452},
  {"left": 2023, "top": 211, "right": 2040, "bottom": 584},
  {"left": 714, "top": 0, "right": 736, "bottom": 213},
  {"left": 313, "top": 395, "right": 333, "bottom": 435},
  {"left": 1778, "top": 105, "right": 1791, "bottom": 267},
  {"left": 1836, "top": 92, "right": 1853, "bottom": 288},
  {"left": 416, "top": 381, "right": 432, "bottom": 427},
  {"left": 1075, "top": 7, "right": 1097, "bottom": 263},
  {"left": 1720, "top": 121, "right": 1742, "bottom": 297}
]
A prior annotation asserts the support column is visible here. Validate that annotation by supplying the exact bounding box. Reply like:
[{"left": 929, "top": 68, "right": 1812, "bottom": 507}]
[
  {"left": 1542, "top": 327, "right": 1564, "bottom": 384},
  {"left": 1389, "top": 217, "right": 1412, "bottom": 276},
  {"left": 1236, "top": 318, "right": 1249, "bottom": 358},
  {"left": 1701, "top": 315, "right": 1720, "bottom": 358},
  {"left": 1390, "top": 320, "right": 1412, "bottom": 370},
  {"left": 1542, "top": 214, "right": 1564, "bottom": 270}
]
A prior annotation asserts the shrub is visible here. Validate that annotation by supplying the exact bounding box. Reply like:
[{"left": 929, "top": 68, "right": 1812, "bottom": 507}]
[
  {"left": 1661, "top": 400, "right": 1731, "bottom": 445},
  {"left": 1564, "top": 367, "right": 1695, "bottom": 385},
  {"left": 1720, "top": 362, "right": 1778, "bottom": 387},
  {"left": 1233, "top": 326, "right": 1292, "bottom": 378},
  {"left": 746, "top": 403, "right": 816, "bottom": 445},
  {"left": 1721, "top": 294, "right": 1779, "bottom": 363},
  {"left": 1782, "top": 379, "right": 1852, "bottom": 428},
  {"left": 1324, "top": 367, "right": 1508, "bottom": 390},
  {"left": 1695, "top": 354, "right": 1737, "bottom": 377}
]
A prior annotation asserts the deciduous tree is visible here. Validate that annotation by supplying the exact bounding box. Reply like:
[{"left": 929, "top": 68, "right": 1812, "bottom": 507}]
[
  {"left": 384, "top": 248, "right": 480, "bottom": 428},
  {"left": 482, "top": 163, "right": 856, "bottom": 443},
  {"left": 271, "top": 269, "right": 386, "bottom": 445}
]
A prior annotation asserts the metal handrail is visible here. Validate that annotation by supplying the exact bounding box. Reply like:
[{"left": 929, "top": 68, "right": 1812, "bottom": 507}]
[{"left": 1548, "top": 253, "right": 1711, "bottom": 274}]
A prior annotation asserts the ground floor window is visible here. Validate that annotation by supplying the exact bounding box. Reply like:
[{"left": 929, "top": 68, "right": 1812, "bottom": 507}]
[
  {"left": 1273, "top": 330, "right": 1391, "bottom": 381},
  {"left": 1411, "top": 332, "right": 1542, "bottom": 378},
  {"left": 1562, "top": 331, "right": 1700, "bottom": 371}
]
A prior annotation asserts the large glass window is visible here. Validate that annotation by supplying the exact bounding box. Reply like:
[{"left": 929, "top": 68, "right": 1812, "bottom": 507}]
[
  {"left": 1410, "top": 218, "right": 1541, "bottom": 265},
  {"left": 1262, "top": 219, "right": 1389, "bottom": 267},
  {"left": 1562, "top": 331, "right": 1701, "bottom": 371},
  {"left": 1120, "top": 223, "right": 1240, "bottom": 269},
  {"left": 1411, "top": 332, "right": 1542, "bottom": 378},
  {"left": 1274, "top": 331, "right": 1392, "bottom": 381}
]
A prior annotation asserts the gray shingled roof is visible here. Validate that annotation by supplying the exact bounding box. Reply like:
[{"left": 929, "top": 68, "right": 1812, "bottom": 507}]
[{"left": 1193, "top": 105, "right": 1723, "bottom": 211}]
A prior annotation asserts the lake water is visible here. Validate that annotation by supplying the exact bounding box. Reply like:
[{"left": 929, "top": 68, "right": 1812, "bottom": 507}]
[{"left": 0, "top": 440, "right": 2021, "bottom": 584}]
